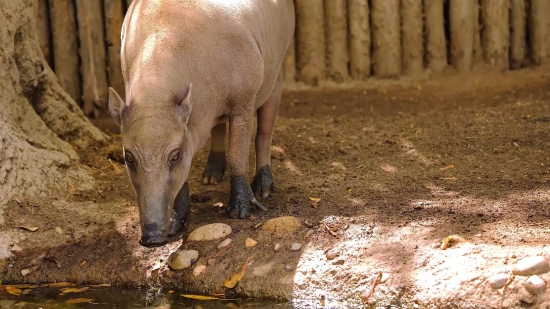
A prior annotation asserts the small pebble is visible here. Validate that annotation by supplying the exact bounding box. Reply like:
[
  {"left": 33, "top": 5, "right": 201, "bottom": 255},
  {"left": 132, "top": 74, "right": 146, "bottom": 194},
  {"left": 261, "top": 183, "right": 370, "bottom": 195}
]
[
  {"left": 488, "top": 273, "right": 510, "bottom": 289},
  {"left": 290, "top": 243, "right": 302, "bottom": 251},
  {"left": 187, "top": 223, "right": 232, "bottom": 242},
  {"left": 193, "top": 265, "right": 206, "bottom": 277},
  {"left": 326, "top": 248, "right": 339, "bottom": 260},
  {"left": 208, "top": 258, "right": 217, "bottom": 266},
  {"left": 217, "top": 238, "right": 232, "bottom": 249},
  {"left": 245, "top": 238, "right": 258, "bottom": 248},
  {"left": 21, "top": 269, "right": 30, "bottom": 276},
  {"left": 525, "top": 275, "right": 547, "bottom": 294},
  {"left": 512, "top": 256, "right": 550, "bottom": 276},
  {"left": 274, "top": 243, "right": 282, "bottom": 251},
  {"left": 11, "top": 244, "right": 22, "bottom": 252},
  {"left": 54, "top": 227, "right": 63, "bottom": 234},
  {"left": 378, "top": 272, "right": 391, "bottom": 284},
  {"left": 332, "top": 259, "right": 345, "bottom": 265},
  {"left": 167, "top": 250, "right": 199, "bottom": 270},
  {"left": 285, "top": 265, "right": 293, "bottom": 271}
]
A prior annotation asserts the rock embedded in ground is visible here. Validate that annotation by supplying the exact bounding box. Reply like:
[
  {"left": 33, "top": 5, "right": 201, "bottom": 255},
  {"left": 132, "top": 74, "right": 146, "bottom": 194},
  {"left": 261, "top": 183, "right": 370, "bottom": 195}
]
[
  {"left": 326, "top": 248, "right": 339, "bottom": 260},
  {"left": 290, "top": 243, "right": 302, "bottom": 251},
  {"left": 260, "top": 216, "right": 302, "bottom": 233},
  {"left": 285, "top": 265, "right": 293, "bottom": 271},
  {"left": 186, "top": 223, "right": 232, "bottom": 242},
  {"left": 487, "top": 273, "right": 510, "bottom": 289},
  {"left": 274, "top": 243, "right": 282, "bottom": 251},
  {"left": 512, "top": 256, "right": 550, "bottom": 276},
  {"left": 524, "top": 275, "right": 547, "bottom": 294},
  {"left": 207, "top": 259, "right": 216, "bottom": 266},
  {"left": 217, "top": 238, "right": 232, "bottom": 249},
  {"left": 167, "top": 250, "right": 199, "bottom": 270},
  {"left": 193, "top": 265, "right": 206, "bottom": 277},
  {"left": 20, "top": 269, "right": 30, "bottom": 276},
  {"left": 245, "top": 238, "right": 258, "bottom": 248}
]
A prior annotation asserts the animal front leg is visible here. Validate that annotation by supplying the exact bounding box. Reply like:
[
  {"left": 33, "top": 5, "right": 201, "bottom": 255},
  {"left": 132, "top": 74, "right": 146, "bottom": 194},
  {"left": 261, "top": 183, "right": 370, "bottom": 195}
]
[
  {"left": 226, "top": 114, "right": 267, "bottom": 219},
  {"left": 169, "top": 181, "right": 191, "bottom": 237},
  {"left": 202, "top": 122, "right": 227, "bottom": 185}
]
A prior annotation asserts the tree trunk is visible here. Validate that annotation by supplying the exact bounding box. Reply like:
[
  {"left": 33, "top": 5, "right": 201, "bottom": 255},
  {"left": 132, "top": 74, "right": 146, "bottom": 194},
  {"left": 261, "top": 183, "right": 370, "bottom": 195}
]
[
  {"left": 423, "top": 0, "right": 447, "bottom": 73},
  {"left": 295, "top": 0, "right": 325, "bottom": 86},
  {"left": 449, "top": 0, "right": 475, "bottom": 73},
  {"left": 75, "top": 0, "right": 109, "bottom": 118},
  {"left": 480, "top": 0, "right": 510, "bottom": 71},
  {"left": 324, "top": 0, "right": 349, "bottom": 82},
  {"left": 283, "top": 36, "right": 297, "bottom": 83},
  {"left": 0, "top": 0, "right": 106, "bottom": 206},
  {"left": 529, "top": 0, "right": 548, "bottom": 64},
  {"left": 472, "top": 1, "right": 483, "bottom": 66},
  {"left": 34, "top": 0, "right": 52, "bottom": 68},
  {"left": 371, "top": 0, "right": 401, "bottom": 77},
  {"left": 401, "top": 0, "right": 423, "bottom": 76},
  {"left": 510, "top": 0, "right": 527, "bottom": 70},
  {"left": 104, "top": 0, "right": 126, "bottom": 100},
  {"left": 49, "top": 0, "right": 81, "bottom": 105},
  {"left": 347, "top": 0, "right": 371, "bottom": 80}
]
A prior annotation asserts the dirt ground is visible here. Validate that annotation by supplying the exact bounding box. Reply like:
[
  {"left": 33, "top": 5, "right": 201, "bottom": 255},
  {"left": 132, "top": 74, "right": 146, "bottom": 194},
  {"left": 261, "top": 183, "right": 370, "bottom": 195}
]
[{"left": 1, "top": 65, "right": 550, "bottom": 308}]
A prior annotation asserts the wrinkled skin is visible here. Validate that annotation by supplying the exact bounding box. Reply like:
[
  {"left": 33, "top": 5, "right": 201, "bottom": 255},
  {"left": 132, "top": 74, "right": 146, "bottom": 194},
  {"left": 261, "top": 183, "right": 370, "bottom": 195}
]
[{"left": 109, "top": 0, "right": 295, "bottom": 247}]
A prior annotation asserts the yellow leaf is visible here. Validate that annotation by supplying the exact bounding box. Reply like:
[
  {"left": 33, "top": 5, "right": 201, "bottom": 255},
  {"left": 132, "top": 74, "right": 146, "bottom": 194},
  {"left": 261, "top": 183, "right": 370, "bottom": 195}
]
[
  {"left": 41, "top": 282, "right": 75, "bottom": 288},
  {"left": 66, "top": 298, "right": 93, "bottom": 304},
  {"left": 223, "top": 259, "right": 249, "bottom": 289},
  {"left": 5, "top": 286, "right": 22, "bottom": 296},
  {"left": 308, "top": 197, "right": 321, "bottom": 202},
  {"left": 18, "top": 225, "right": 38, "bottom": 232},
  {"left": 439, "top": 165, "right": 454, "bottom": 171},
  {"left": 89, "top": 283, "right": 111, "bottom": 287},
  {"left": 180, "top": 294, "right": 220, "bottom": 300},
  {"left": 60, "top": 287, "right": 89, "bottom": 295},
  {"left": 440, "top": 235, "right": 467, "bottom": 250}
]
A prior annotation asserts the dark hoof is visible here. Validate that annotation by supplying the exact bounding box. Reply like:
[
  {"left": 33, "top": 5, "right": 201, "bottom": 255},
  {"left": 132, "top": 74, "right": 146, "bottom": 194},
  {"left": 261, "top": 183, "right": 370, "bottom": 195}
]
[
  {"left": 169, "top": 181, "right": 191, "bottom": 237},
  {"left": 251, "top": 165, "right": 275, "bottom": 198},
  {"left": 227, "top": 175, "right": 268, "bottom": 219},
  {"left": 139, "top": 231, "right": 169, "bottom": 248},
  {"left": 202, "top": 151, "right": 227, "bottom": 185}
]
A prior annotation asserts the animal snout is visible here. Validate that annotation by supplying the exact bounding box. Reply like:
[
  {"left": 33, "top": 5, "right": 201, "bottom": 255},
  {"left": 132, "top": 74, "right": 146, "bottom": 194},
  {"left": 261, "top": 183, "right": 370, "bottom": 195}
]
[{"left": 139, "top": 223, "right": 169, "bottom": 247}]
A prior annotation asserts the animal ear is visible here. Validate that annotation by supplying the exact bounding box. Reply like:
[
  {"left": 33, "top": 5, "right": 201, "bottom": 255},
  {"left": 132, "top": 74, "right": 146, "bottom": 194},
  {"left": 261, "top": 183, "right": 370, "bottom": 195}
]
[
  {"left": 177, "top": 83, "right": 192, "bottom": 124},
  {"left": 108, "top": 87, "right": 126, "bottom": 127}
]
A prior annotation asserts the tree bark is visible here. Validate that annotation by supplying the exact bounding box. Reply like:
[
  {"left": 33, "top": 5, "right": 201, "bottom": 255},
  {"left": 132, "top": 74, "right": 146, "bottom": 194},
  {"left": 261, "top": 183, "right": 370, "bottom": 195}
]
[
  {"left": 347, "top": 0, "right": 371, "bottom": 80},
  {"left": 371, "top": 0, "right": 401, "bottom": 77},
  {"left": 48, "top": 0, "right": 81, "bottom": 106},
  {"left": 529, "top": 0, "right": 548, "bottom": 64},
  {"left": 0, "top": 0, "right": 106, "bottom": 206},
  {"left": 324, "top": 0, "right": 349, "bottom": 82},
  {"left": 401, "top": 0, "right": 423, "bottom": 76},
  {"left": 423, "top": 0, "right": 447, "bottom": 73},
  {"left": 104, "top": 0, "right": 126, "bottom": 100},
  {"left": 449, "top": 0, "right": 475, "bottom": 73},
  {"left": 472, "top": 1, "right": 483, "bottom": 66},
  {"left": 34, "top": 0, "right": 52, "bottom": 68},
  {"left": 510, "top": 0, "right": 527, "bottom": 70},
  {"left": 75, "top": 0, "right": 109, "bottom": 118},
  {"left": 283, "top": 36, "right": 297, "bottom": 83},
  {"left": 295, "top": 0, "right": 325, "bottom": 86},
  {"left": 480, "top": 0, "right": 510, "bottom": 71}
]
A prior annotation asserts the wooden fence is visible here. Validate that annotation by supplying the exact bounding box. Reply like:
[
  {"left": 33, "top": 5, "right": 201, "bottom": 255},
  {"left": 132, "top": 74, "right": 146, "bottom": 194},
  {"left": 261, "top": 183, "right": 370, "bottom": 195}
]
[{"left": 35, "top": 0, "right": 550, "bottom": 118}]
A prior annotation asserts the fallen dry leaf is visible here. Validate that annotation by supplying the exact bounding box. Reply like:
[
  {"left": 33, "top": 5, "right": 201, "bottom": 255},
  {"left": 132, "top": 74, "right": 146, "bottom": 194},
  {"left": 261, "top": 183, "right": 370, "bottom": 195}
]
[
  {"left": 5, "top": 286, "right": 22, "bottom": 296},
  {"left": 89, "top": 283, "right": 110, "bottom": 287},
  {"left": 180, "top": 294, "right": 219, "bottom": 300},
  {"left": 439, "top": 165, "right": 454, "bottom": 171},
  {"left": 66, "top": 298, "right": 93, "bottom": 304},
  {"left": 5, "top": 284, "right": 39, "bottom": 289},
  {"left": 361, "top": 272, "right": 382, "bottom": 304},
  {"left": 245, "top": 238, "right": 257, "bottom": 248},
  {"left": 309, "top": 197, "right": 321, "bottom": 208},
  {"left": 11, "top": 244, "right": 22, "bottom": 252},
  {"left": 223, "top": 259, "right": 250, "bottom": 288},
  {"left": 253, "top": 222, "right": 263, "bottom": 229},
  {"left": 440, "top": 235, "right": 467, "bottom": 250},
  {"left": 79, "top": 261, "right": 86, "bottom": 267},
  {"left": 213, "top": 202, "right": 223, "bottom": 207},
  {"left": 13, "top": 197, "right": 21, "bottom": 204},
  {"left": 54, "top": 227, "right": 63, "bottom": 234},
  {"left": 18, "top": 225, "right": 38, "bottom": 232},
  {"left": 60, "top": 287, "right": 89, "bottom": 295}
]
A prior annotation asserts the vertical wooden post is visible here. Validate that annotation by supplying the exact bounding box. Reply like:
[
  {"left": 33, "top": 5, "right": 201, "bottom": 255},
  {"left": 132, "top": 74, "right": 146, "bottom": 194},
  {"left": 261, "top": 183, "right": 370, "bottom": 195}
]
[
  {"left": 49, "top": 0, "right": 81, "bottom": 104},
  {"left": 529, "top": 0, "right": 548, "bottom": 64},
  {"left": 449, "top": 0, "right": 475, "bottom": 73},
  {"left": 104, "top": 0, "right": 125, "bottom": 99},
  {"left": 401, "top": 0, "right": 423, "bottom": 76},
  {"left": 371, "top": 0, "right": 401, "bottom": 77},
  {"left": 75, "top": 0, "right": 109, "bottom": 118},
  {"left": 295, "top": 0, "right": 326, "bottom": 86},
  {"left": 424, "top": 0, "right": 447, "bottom": 73},
  {"left": 480, "top": 0, "right": 510, "bottom": 71},
  {"left": 324, "top": 0, "right": 349, "bottom": 82},
  {"left": 347, "top": 0, "right": 371, "bottom": 80}
]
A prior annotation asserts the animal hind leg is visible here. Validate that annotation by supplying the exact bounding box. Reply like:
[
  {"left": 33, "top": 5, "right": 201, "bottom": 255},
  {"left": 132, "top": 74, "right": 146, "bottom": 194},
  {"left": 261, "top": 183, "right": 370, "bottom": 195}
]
[{"left": 202, "top": 122, "right": 227, "bottom": 185}]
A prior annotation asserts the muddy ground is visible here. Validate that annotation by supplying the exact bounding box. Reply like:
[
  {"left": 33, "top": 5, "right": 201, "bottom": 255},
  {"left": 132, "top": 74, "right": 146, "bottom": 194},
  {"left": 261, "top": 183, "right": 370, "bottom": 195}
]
[{"left": 1, "top": 66, "right": 550, "bottom": 308}]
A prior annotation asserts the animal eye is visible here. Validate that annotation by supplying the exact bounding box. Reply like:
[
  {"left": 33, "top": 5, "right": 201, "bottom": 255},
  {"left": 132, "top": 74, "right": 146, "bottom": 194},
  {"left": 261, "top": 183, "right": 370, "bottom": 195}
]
[
  {"left": 171, "top": 151, "right": 180, "bottom": 162},
  {"left": 125, "top": 151, "right": 135, "bottom": 165}
]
